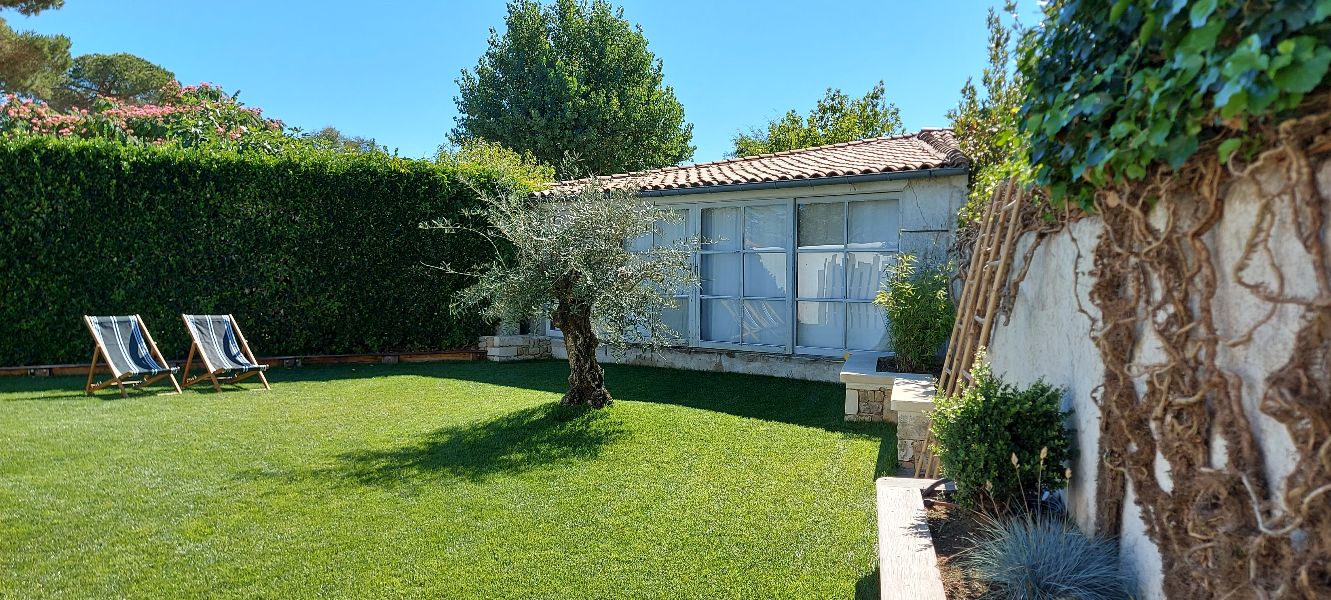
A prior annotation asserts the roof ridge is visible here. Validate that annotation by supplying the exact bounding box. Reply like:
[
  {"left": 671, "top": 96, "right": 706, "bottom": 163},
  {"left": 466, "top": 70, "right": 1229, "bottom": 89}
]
[
  {"left": 533, "top": 128, "right": 968, "bottom": 197},
  {"left": 595, "top": 129, "right": 943, "bottom": 178}
]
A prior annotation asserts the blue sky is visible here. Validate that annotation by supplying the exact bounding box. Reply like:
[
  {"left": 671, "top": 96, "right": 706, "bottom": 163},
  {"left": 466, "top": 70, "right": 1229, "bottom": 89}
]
[{"left": 12, "top": 1, "right": 1022, "bottom": 163}]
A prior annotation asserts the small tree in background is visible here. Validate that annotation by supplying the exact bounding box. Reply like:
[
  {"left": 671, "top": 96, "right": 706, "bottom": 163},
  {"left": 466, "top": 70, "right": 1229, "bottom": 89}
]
[
  {"left": 874, "top": 253, "right": 954, "bottom": 373},
  {"left": 437, "top": 138, "right": 555, "bottom": 192},
  {"left": 948, "top": 3, "right": 1030, "bottom": 225},
  {"left": 305, "top": 125, "right": 384, "bottom": 154},
  {"left": 731, "top": 81, "right": 903, "bottom": 157},
  {"left": 432, "top": 181, "right": 696, "bottom": 408}
]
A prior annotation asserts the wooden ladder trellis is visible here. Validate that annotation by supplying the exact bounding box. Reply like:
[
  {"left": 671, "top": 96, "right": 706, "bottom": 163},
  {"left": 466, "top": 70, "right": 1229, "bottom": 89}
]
[{"left": 914, "top": 181, "right": 1029, "bottom": 478}]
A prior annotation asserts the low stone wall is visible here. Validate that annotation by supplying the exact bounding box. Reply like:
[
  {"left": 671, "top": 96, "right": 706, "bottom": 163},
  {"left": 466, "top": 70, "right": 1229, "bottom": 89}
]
[
  {"left": 479, "top": 335, "right": 552, "bottom": 362},
  {"left": 549, "top": 342, "right": 844, "bottom": 382},
  {"left": 840, "top": 353, "right": 936, "bottom": 474},
  {"left": 847, "top": 387, "right": 888, "bottom": 422}
]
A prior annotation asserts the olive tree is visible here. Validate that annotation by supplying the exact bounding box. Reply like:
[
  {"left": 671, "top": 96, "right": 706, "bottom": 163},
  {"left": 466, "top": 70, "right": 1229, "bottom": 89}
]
[{"left": 432, "top": 181, "right": 696, "bottom": 408}]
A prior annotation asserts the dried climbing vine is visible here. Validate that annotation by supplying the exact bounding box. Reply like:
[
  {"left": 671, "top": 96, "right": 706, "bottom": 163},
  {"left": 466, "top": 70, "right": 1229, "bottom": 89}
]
[{"left": 1083, "top": 103, "right": 1331, "bottom": 598}]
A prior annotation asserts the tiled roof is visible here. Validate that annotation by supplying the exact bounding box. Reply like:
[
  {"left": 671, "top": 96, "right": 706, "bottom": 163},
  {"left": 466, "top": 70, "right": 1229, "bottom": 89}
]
[{"left": 534, "top": 128, "right": 967, "bottom": 197}]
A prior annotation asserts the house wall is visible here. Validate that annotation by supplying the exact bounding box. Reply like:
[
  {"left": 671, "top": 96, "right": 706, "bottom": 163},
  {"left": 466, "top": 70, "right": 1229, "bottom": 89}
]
[
  {"left": 984, "top": 157, "right": 1327, "bottom": 599},
  {"left": 543, "top": 172, "right": 968, "bottom": 376}
]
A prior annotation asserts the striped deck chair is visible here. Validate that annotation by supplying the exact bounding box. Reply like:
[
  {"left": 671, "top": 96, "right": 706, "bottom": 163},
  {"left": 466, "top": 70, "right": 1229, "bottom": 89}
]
[
  {"left": 83, "top": 315, "right": 182, "bottom": 397},
  {"left": 180, "top": 314, "right": 270, "bottom": 392}
]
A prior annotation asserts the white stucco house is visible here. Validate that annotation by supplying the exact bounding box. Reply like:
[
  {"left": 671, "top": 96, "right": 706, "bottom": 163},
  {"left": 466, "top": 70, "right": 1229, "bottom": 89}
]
[{"left": 489, "top": 129, "right": 968, "bottom": 382}]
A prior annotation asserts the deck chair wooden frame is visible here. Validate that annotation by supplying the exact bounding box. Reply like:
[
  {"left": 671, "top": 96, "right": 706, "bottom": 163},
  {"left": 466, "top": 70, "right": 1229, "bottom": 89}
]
[
  {"left": 180, "top": 314, "right": 271, "bottom": 392},
  {"left": 83, "top": 315, "right": 182, "bottom": 397}
]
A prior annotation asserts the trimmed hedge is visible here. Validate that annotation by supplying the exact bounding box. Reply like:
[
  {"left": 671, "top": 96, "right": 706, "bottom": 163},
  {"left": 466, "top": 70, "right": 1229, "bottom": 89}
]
[{"left": 0, "top": 136, "right": 504, "bottom": 366}]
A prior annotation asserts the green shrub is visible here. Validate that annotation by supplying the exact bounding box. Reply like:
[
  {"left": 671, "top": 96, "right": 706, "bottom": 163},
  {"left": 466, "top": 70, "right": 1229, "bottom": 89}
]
[
  {"left": 968, "top": 514, "right": 1130, "bottom": 600},
  {"left": 0, "top": 135, "right": 528, "bottom": 365},
  {"left": 930, "top": 352, "right": 1071, "bottom": 509},
  {"left": 873, "top": 253, "right": 954, "bottom": 373}
]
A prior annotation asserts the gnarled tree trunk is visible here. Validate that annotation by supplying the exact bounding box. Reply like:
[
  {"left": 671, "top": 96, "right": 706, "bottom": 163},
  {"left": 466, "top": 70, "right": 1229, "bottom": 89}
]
[{"left": 552, "top": 289, "right": 612, "bottom": 409}]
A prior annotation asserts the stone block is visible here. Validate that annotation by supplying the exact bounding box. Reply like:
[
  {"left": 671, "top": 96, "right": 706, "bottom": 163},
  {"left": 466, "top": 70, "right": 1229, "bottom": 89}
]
[
  {"left": 486, "top": 346, "right": 521, "bottom": 358},
  {"left": 896, "top": 411, "right": 931, "bottom": 442},
  {"left": 858, "top": 399, "right": 884, "bottom": 417},
  {"left": 898, "top": 438, "right": 918, "bottom": 463},
  {"left": 845, "top": 389, "right": 859, "bottom": 416},
  {"left": 845, "top": 414, "right": 882, "bottom": 423}
]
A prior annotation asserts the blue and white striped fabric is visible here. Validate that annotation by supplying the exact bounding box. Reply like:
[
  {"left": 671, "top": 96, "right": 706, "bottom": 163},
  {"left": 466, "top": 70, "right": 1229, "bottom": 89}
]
[
  {"left": 184, "top": 315, "right": 267, "bottom": 373},
  {"left": 86, "top": 316, "right": 176, "bottom": 377}
]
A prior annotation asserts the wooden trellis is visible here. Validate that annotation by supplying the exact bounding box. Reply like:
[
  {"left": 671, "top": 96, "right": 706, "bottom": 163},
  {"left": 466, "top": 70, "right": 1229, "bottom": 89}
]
[{"left": 915, "top": 181, "right": 1028, "bottom": 478}]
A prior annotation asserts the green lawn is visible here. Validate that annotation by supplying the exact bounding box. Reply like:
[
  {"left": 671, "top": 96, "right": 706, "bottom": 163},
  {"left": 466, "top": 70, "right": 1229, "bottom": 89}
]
[{"left": 0, "top": 361, "right": 893, "bottom": 599}]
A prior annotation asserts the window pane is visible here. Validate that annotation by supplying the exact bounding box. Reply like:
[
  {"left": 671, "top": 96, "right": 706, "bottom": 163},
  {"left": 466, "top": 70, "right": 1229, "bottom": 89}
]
[
  {"left": 848, "top": 199, "right": 899, "bottom": 249},
  {"left": 744, "top": 204, "right": 789, "bottom": 250},
  {"left": 701, "top": 299, "right": 740, "bottom": 343},
  {"left": 656, "top": 209, "right": 688, "bottom": 247},
  {"left": 743, "top": 252, "right": 787, "bottom": 297},
  {"left": 742, "top": 299, "right": 787, "bottom": 346},
  {"left": 797, "top": 301, "right": 845, "bottom": 349},
  {"left": 702, "top": 206, "right": 740, "bottom": 250},
  {"left": 847, "top": 252, "right": 895, "bottom": 300},
  {"left": 847, "top": 302, "right": 889, "bottom": 351},
  {"left": 627, "top": 232, "right": 651, "bottom": 252},
  {"left": 796, "top": 252, "right": 845, "bottom": 299},
  {"left": 701, "top": 253, "right": 741, "bottom": 296},
  {"left": 661, "top": 297, "right": 689, "bottom": 340},
  {"left": 797, "top": 202, "right": 845, "bottom": 248}
]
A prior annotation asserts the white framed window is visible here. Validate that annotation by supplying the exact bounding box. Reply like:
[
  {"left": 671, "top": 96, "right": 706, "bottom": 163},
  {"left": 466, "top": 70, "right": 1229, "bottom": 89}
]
[
  {"left": 695, "top": 201, "right": 792, "bottom": 351},
  {"left": 793, "top": 197, "right": 899, "bottom": 356},
  {"left": 628, "top": 208, "right": 692, "bottom": 342},
  {"left": 546, "top": 192, "right": 901, "bottom": 357}
]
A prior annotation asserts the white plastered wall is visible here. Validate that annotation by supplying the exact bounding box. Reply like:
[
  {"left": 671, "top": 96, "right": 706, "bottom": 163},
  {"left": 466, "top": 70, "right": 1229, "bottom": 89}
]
[{"left": 984, "top": 157, "right": 1328, "bottom": 599}]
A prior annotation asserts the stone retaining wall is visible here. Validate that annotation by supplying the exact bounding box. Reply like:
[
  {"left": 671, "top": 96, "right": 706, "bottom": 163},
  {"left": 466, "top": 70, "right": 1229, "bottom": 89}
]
[{"left": 479, "top": 335, "right": 552, "bottom": 362}]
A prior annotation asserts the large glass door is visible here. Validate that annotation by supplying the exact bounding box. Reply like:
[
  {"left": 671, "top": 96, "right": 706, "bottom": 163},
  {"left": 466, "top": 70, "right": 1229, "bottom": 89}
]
[
  {"left": 793, "top": 196, "right": 899, "bottom": 355},
  {"left": 697, "top": 201, "right": 792, "bottom": 351}
]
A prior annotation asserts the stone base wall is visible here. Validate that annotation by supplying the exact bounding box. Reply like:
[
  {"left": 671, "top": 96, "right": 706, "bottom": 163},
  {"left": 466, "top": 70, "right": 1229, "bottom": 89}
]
[
  {"left": 893, "top": 410, "right": 931, "bottom": 473},
  {"left": 841, "top": 357, "right": 937, "bottom": 475},
  {"left": 479, "top": 335, "right": 552, "bottom": 362},
  {"left": 845, "top": 386, "right": 888, "bottom": 421},
  {"left": 549, "top": 342, "right": 844, "bottom": 382}
]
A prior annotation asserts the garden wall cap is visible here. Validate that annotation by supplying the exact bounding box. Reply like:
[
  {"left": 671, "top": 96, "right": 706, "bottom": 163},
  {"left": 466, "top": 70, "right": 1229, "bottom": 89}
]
[{"left": 534, "top": 128, "right": 967, "bottom": 198}]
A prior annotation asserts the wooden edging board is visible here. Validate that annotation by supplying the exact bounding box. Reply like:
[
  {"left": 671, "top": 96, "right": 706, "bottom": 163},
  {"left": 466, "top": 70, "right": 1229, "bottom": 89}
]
[{"left": 0, "top": 350, "right": 487, "bottom": 378}]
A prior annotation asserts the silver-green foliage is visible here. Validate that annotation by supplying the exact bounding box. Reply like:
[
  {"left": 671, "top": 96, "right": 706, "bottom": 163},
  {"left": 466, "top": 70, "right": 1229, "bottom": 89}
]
[
  {"left": 967, "top": 514, "right": 1131, "bottom": 600},
  {"left": 438, "top": 181, "right": 697, "bottom": 352}
]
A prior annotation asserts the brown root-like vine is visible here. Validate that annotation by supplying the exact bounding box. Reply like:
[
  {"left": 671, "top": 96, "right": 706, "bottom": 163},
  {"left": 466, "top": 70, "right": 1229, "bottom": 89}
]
[{"left": 1082, "top": 103, "right": 1331, "bottom": 598}]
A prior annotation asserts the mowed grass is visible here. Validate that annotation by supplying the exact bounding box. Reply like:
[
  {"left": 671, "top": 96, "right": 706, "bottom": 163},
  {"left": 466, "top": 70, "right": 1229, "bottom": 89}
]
[{"left": 0, "top": 361, "right": 894, "bottom": 599}]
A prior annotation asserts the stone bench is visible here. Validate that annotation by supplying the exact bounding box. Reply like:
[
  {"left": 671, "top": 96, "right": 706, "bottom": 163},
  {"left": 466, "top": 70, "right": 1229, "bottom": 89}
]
[{"left": 840, "top": 353, "right": 937, "bottom": 473}]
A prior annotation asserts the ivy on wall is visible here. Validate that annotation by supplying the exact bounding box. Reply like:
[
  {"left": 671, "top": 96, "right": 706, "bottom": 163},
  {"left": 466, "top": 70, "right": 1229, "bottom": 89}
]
[
  {"left": 1019, "top": 0, "right": 1331, "bottom": 208},
  {"left": 0, "top": 136, "right": 517, "bottom": 365}
]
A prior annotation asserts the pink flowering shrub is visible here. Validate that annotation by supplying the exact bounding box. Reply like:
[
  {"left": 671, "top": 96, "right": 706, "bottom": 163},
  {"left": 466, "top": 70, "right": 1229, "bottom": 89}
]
[{"left": 0, "top": 83, "right": 287, "bottom": 150}]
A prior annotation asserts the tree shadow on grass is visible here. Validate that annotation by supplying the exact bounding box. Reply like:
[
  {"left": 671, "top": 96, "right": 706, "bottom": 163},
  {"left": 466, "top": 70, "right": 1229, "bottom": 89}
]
[{"left": 325, "top": 403, "right": 627, "bottom": 485}]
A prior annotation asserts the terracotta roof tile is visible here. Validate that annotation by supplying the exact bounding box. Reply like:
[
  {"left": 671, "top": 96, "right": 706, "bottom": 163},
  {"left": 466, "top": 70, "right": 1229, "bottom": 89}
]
[{"left": 534, "top": 128, "right": 967, "bottom": 197}]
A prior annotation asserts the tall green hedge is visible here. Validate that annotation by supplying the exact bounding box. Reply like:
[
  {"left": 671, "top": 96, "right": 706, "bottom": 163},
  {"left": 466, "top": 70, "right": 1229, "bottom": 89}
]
[{"left": 0, "top": 136, "right": 505, "bottom": 366}]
